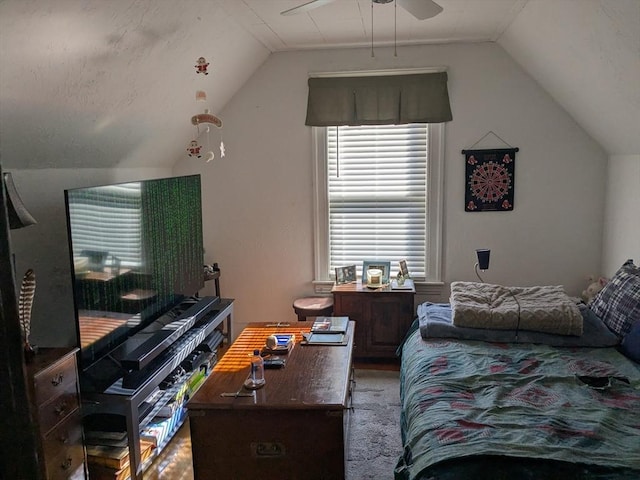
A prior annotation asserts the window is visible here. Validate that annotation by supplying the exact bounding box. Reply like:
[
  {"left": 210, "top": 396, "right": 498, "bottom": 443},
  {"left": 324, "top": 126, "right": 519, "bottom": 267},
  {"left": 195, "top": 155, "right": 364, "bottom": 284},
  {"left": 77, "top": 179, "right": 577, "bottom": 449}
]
[{"left": 313, "top": 123, "right": 444, "bottom": 286}]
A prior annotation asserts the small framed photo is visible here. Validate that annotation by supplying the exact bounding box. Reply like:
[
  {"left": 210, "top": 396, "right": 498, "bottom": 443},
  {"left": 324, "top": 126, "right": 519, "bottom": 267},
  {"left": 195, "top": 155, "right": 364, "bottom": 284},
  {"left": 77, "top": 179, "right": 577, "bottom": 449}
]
[
  {"left": 399, "top": 260, "right": 410, "bottom": 278},
  {"left": 335, "top": 265, "right": 357, "bottom": 285},
  {"left": 362, "top": 260, "right": 391, "bottom": 286}
]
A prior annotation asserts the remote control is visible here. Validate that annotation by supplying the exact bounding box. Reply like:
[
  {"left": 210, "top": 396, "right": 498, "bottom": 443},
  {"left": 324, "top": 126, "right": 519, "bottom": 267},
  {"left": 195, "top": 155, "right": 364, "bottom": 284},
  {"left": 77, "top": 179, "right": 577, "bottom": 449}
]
[{"left": 263, "top": 358, "right": 286, "bottom": 369}]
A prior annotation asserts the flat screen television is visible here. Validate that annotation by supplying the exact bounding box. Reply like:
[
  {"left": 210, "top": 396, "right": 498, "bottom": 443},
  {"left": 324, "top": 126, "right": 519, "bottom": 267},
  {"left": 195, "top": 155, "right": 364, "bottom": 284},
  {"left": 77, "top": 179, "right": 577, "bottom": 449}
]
[{"left": 65, "top": 174, "right": 204, "bottom": 384}]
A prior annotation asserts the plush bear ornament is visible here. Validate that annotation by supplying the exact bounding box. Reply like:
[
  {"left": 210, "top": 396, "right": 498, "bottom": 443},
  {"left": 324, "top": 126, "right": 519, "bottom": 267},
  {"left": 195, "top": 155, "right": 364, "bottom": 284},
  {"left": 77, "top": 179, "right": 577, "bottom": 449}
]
[{"left": 581, "top": 276, "right": 608, "bottom": 304}]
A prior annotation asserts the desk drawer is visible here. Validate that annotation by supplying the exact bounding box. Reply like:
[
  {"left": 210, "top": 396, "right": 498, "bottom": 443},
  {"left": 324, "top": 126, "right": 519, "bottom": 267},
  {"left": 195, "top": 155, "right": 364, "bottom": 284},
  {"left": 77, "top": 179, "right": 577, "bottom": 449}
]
[
  {"left": 33, "top": 354, "right": 77, "bottom": 406},
  {"left": 42, "top": 410, "right": 85, "bottom": 480},
  {"left": 37, "top": 387, "right": 80, "bottom": 435}
]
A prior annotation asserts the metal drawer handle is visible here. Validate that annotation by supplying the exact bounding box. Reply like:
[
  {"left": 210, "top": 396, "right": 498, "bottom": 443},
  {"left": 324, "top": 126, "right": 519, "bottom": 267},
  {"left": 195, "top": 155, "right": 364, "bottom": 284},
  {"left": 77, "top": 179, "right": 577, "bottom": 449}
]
[
  {"left": 51, "top": 373, "right": 64, "bottom": 386},
  {"left": 58, "top": 433, "right": 70, "bottom": 445},
  {"left": 54, "top": 401, "right": 68, "bottom": 417},
  {"left": 61, "top": 457, "right": 72, "bottom": 470}
]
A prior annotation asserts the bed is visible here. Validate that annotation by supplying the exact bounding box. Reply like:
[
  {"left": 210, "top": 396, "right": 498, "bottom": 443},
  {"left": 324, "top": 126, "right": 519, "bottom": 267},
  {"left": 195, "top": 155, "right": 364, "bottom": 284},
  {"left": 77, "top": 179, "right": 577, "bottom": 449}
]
[{"left": 395, "top": 260, "right": 640, "bottom": 480}]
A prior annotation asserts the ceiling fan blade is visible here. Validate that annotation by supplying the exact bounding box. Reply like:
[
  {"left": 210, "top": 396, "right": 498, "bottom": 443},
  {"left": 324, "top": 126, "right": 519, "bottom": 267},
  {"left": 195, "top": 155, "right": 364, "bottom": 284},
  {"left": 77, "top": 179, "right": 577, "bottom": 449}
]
[
  {"left": 281, "top": 0, "right": 338, "bottom": 16},
  {"left": 397, "top": 0, "right": 443, "bottom": 20}
]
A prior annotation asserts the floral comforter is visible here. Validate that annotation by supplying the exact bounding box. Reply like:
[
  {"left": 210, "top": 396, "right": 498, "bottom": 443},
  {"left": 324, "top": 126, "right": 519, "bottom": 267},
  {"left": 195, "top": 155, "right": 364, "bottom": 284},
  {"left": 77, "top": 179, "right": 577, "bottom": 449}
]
[{"left": 395, "top": 326, "right": 640, "bottom": 480}]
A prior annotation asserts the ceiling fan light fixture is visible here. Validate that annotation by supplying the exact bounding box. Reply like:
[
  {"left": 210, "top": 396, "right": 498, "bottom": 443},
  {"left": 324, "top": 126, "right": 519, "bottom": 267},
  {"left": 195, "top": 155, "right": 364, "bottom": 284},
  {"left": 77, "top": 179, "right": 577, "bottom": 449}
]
[
  {"left": 398, "top": 0, "right": 443, "bottom": 20},
  {"left": 281, "top": 0, "right": 443, "bottom": 20},
  {"left": 281, "top": 0, "right": 336, "bottom": 16}
]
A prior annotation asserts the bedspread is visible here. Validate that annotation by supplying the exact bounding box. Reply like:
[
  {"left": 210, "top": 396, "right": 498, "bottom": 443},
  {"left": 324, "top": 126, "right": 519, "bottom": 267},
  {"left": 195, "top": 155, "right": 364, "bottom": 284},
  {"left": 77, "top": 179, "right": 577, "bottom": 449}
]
[
  {"left": 396, "top": 328, "right": 640, "bottom": 480},
  {"left": 450, "top": 281, "right": 583, "bottom": 336}
]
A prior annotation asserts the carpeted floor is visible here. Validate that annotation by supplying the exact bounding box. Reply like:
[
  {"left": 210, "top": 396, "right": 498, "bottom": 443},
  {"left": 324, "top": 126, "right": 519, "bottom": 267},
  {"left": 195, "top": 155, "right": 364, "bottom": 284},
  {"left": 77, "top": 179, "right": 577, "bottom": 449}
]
[{"left": 347, "top": 369, "right": 403, "bottom": 479}]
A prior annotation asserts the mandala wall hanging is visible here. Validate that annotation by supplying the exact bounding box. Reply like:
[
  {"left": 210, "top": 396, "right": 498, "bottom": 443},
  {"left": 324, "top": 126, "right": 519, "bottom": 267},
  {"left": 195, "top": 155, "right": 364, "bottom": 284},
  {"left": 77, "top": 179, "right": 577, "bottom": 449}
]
[{"left": 463, "top": 148, "right": 517, "bottom": 212}]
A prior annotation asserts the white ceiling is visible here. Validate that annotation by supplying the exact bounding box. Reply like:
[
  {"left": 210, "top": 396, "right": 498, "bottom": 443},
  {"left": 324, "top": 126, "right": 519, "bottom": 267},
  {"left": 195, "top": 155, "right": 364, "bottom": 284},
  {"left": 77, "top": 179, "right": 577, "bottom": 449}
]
[
  {"left": 220, "top": 0, "right": 529, "bottom": 51},
  {"left": 0, "top": 0, "right": 638, "bottom": 170}
]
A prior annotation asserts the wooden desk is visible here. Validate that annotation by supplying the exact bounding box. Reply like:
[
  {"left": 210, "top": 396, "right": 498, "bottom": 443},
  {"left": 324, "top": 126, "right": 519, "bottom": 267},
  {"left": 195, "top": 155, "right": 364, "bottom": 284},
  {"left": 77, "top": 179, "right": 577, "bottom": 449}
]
[
  {"left": 187, "top": 321, "right": 354, "bottom": 480},
  {"left": 332, "top": 281, "right": 415, "bottom": 359}
]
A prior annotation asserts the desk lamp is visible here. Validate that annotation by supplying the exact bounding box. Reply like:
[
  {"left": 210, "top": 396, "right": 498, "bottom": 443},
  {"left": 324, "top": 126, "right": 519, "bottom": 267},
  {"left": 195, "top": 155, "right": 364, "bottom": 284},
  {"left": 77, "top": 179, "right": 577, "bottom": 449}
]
[
  {"left": 3, "top": 172, "right": 37, "bottom": 229},
  {"left": 475, "top": 249, "right": 490, "bottom": 282},
  {"left": 3, "top": 172, "right": 37, "bottom": 359}
]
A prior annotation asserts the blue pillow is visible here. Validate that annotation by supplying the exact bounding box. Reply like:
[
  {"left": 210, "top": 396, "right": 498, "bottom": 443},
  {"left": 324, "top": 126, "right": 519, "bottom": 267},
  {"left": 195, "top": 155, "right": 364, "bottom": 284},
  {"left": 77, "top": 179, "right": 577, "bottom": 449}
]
[{"left": 621, "top": 320, "right": 640, "bottom": 363}]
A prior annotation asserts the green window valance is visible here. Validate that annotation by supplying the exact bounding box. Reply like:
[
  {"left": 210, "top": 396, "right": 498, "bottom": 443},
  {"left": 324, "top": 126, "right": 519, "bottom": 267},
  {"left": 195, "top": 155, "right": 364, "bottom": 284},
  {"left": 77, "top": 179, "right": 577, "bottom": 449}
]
[{"left": 305, "top": 72, "right": 452, "bottom": 126}]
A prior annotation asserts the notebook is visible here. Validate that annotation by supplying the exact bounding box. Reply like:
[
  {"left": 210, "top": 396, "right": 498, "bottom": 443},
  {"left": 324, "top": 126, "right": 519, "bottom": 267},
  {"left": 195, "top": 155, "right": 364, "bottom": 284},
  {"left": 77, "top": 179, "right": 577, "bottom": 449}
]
[
  {"left": 311, "top": 316, "right": 349, "bottom": 334},
  {"left": 303, "top": 332, "right": 348, "bottom": 346}
]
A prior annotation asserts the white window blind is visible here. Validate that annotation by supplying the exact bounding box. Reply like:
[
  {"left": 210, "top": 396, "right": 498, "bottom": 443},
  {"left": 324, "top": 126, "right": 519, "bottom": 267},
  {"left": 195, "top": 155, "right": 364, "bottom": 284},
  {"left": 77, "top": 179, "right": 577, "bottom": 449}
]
[
  {"left": 327, "top": 124, "right": 428, "bottom": 279},
  {"left": 68, "top": 183, "right": 143, "bottom": 267}
]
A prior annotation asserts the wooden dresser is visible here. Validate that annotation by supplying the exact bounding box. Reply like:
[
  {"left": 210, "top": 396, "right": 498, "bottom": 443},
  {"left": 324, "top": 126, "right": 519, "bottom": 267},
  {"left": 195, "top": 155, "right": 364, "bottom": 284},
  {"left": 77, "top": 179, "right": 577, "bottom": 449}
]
[
  {"left": 26, "top": 348, "right": 86, "bottom": 480},
  {"left": 332, "top": 281, "right": 415, "bottom": 359}
]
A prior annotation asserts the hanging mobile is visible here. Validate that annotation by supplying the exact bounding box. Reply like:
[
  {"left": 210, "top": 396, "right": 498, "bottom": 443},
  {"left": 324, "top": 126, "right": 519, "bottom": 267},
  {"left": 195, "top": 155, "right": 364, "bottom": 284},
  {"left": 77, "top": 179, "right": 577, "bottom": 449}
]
[
  {"left": 205, "top": 126, "right": 215, "bottom": 163},
  {"left": 188, "top": 56, "right": 226, "bottom": 162}
]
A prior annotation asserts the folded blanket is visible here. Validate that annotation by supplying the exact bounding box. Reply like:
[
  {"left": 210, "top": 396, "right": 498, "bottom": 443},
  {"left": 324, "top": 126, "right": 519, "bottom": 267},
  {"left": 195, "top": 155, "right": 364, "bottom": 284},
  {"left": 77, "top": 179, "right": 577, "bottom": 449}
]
[
  {"left": 450, "top": 281, "right": 583, "bottom": 336},
  {"left": 418, "top": 302, "right": 619, "bottom": 346}
]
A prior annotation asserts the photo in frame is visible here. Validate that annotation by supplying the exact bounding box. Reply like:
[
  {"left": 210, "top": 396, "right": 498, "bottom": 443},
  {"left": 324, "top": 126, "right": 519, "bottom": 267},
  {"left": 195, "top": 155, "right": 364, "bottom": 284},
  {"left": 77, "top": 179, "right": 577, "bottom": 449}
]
[
  {"left": 334, "top": 265, "right": 357, "bottom": 285},
  {"left": 399, "top": 260, "right": 410, "bottom": 278},
  {"left": 362, "top": 260, "right": 391, "bottom": 286}
]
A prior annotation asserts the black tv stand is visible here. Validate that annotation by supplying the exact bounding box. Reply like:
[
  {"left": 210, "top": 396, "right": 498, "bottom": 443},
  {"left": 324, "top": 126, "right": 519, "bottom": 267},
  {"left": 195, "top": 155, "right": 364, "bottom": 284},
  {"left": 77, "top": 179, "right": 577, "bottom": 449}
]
[{"left": 81, "top": 295, "right": 234, "bottom": 480}]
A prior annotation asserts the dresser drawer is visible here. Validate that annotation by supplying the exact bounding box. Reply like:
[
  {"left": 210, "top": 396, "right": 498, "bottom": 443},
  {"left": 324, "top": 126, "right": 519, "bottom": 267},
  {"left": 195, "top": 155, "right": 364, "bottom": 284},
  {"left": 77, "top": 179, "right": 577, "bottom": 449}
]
[
  {"left": 33, "top": 354, "right": 77, "bottom": 406},
  {"left": 43, "top": 410, "right": 85, "bottom": 480},
  {"left": 45, "top": 441, "right": 85, "bottom": 480},
  {"left": 37, "top": 386, "right": 80, "bottom": 435}
]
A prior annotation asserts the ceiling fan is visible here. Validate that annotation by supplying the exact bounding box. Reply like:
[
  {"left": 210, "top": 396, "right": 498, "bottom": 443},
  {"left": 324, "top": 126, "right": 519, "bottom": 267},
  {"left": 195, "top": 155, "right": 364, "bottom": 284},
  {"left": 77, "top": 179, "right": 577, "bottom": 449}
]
[{"left": 281, "top": 0, "right": 443, "bottom": 20}]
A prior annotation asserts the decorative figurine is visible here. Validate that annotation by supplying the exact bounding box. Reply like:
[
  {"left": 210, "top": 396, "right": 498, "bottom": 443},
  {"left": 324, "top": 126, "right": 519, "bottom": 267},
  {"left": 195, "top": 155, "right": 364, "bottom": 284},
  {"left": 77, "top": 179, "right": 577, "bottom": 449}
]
[
  {"left": 195, "top": 56, "right": 210, "bottom": 75},
  {"left": 187, "top": 139, "right": 202, "bottom": 158}
]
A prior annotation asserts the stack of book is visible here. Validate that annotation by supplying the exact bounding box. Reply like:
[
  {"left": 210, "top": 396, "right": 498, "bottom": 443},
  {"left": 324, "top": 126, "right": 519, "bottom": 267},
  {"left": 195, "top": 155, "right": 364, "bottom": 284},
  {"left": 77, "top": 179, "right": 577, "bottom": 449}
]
[
  {"left": 140, "top": 408, "right": 187, "bottom": 448},
  {"left": 87, "top": 440, "right": 155, "bottom": 480}
]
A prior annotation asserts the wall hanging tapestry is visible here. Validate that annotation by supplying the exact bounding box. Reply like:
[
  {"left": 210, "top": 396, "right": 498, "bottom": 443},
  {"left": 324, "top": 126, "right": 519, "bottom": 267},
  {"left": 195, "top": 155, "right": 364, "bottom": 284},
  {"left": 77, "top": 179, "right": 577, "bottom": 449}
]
[{"left": 463, "top": 148, "right": 517, "bottom": 212}]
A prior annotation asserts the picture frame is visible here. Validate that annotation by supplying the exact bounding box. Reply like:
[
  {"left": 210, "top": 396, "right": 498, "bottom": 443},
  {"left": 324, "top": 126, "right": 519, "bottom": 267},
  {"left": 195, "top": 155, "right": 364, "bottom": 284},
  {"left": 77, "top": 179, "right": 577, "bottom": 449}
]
[
  {"left": 335, "top": 265, "right": 357, "bottom": 285},
  {"left": 399, "top": 260, "right": 410, "bottom": 278},
  {"left": 362, "top": 260, "right": 391, "bottom": 285}
]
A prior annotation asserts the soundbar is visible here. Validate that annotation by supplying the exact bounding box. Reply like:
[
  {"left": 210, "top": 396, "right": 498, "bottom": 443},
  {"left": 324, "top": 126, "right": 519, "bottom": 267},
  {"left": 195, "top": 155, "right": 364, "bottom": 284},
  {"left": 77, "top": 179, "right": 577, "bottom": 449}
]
[
  {"left": 120, "top": 307, "right": 226, "bottom": 390},
  {"left": 120, "top": 296, "right": 220, "bottom": 371}
]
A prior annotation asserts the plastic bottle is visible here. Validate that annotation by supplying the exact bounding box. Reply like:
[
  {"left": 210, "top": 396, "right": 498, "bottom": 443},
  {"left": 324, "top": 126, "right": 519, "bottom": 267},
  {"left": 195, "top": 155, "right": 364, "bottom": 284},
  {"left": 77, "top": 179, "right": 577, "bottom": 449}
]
[{"left": 244, "top": 349, "right": 266, "bottom": 389}]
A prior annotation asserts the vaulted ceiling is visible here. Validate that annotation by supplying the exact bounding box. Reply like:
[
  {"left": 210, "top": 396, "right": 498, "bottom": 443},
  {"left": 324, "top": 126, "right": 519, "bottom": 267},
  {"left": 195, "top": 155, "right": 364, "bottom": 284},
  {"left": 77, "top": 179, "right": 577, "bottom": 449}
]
[{"left": 0, "top": 0, "right": 638, "bottom": 170}]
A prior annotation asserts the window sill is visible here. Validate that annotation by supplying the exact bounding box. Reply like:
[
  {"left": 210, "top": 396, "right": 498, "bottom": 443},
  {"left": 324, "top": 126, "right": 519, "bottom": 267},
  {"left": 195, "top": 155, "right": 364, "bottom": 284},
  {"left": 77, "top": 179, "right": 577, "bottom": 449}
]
[{"left": 313, "top": 280, "right": 445, "bottom": 297}]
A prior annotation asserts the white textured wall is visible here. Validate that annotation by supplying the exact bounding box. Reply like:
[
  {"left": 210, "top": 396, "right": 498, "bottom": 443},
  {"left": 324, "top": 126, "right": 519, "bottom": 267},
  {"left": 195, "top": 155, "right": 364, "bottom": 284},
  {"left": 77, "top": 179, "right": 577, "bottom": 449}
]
[
  {"left": 498, "top": 0, "right": 640, "bottom": 155},
  {"left": 175, "top": 42, "right": 607, "bottom": 336},
  {"left": 0, "top": 0, "right": 270, "bottom": 170},
  {"left": 602, "top": 155, "right": 640, "bottom": 276},
  {"left": 8, "top": 42, "right": 612, "bottom": 347}
]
